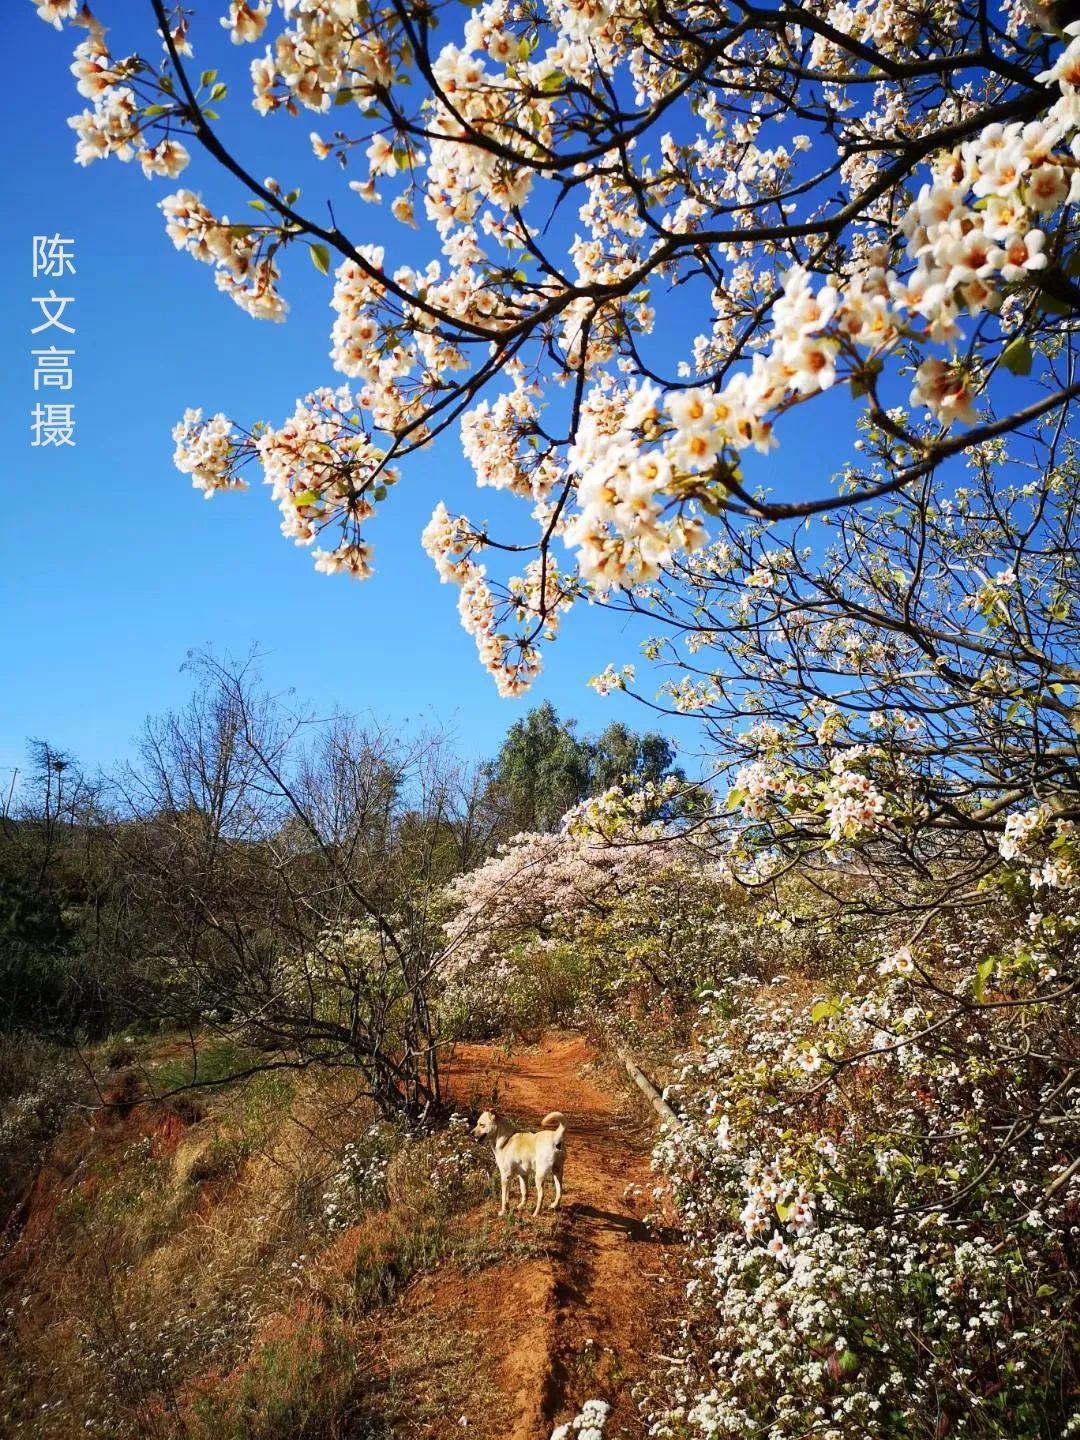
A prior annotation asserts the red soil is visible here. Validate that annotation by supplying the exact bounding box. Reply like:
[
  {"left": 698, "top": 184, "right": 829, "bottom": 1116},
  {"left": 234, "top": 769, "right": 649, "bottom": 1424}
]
[{"left": 403, "top": 1032, "right": 682, "bottom": 1440}]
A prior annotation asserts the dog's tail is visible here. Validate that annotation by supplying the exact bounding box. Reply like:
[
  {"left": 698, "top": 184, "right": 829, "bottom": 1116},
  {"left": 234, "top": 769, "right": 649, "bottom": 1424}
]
[{"left": 542, "top": 1111, "right": 566, "bottom": 1144}]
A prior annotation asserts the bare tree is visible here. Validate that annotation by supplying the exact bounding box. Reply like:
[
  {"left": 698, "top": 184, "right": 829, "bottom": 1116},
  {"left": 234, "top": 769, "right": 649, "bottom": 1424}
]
[{"left": 105, "top": 654, "right": 489, "bottom": 1121}]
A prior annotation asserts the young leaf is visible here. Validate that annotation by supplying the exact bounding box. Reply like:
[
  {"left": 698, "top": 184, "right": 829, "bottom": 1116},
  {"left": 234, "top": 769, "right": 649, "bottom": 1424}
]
[{"left": 1001, "top": 336, "right": 1033, "bottom": 376}]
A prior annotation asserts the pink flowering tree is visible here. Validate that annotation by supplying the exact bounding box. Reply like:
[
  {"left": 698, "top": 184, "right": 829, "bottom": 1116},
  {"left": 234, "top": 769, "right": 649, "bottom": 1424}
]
[{"left": 438, "top": 819, "right": 758, "bottom": 1038}]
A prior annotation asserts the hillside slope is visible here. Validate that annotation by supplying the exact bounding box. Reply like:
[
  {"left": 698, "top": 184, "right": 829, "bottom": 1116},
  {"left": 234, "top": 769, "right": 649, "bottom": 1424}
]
[{"left": 0, "top": 1032, "right": 683, "bottom": 1440}]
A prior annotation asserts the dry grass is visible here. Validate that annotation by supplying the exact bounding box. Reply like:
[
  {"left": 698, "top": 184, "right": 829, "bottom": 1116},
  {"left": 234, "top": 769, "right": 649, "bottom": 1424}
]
[{"left": 0, "top": 1038, "right": 520, "bottom": 1440}]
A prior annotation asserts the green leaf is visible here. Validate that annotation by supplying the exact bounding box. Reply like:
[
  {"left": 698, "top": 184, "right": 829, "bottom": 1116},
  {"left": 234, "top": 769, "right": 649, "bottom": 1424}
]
[
  {"left": 142, "top": 103, "right": 169, "bottom": 117},
  {"left": 335, "top": 88, "right": 356, "bottom": 105},
  {"left": 701, "top": 493, "right": 731, "bottom": 516},
  {"left": 200, "top": 69, "right": 218, "bottom": 87},
  {"left": 210, "top": 83, "right": 228, "bottom": 101},
  {"left": 837, "top": 1349, "right": 860, "bottom": 1377},
  {"left": 973, "top": 956, "right": 995, "bottom": 1003},
  {"left": 294, "top": 489, "right": 319, "bottom": 507},
  {"left": 248, "top": 199, "right": 267, "bottom": 212},
  {"left": 850, "top": 358, "right": 883, "bottom": 398},
  {"left": 202, "top": 107, "right": 220, "bottom": 121},
  {"left": 1001, "top": 336, "right": 1033, "bottom": 376},
  {"left": 310, "top": 243, "right": 331, "bottom": 275}
]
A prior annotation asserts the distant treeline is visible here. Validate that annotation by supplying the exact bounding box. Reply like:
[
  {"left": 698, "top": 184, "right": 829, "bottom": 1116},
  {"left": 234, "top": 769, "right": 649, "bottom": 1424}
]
[{"left": 0, "top": 655, "right": 680, "bottom": 1065}]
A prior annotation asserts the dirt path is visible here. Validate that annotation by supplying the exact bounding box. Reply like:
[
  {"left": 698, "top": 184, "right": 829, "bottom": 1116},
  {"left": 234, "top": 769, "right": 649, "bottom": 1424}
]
[{"left": 400, "top": 1033, "right": 682, "bottom": 1440}]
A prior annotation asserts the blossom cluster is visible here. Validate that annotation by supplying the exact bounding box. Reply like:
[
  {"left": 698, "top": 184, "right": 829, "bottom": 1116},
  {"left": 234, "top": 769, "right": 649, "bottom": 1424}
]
[
  {"left": 551, "top": 1399, "right": 610, "bottom": 1440},
  {"left": 173, "top": 387, "right": 396, "bottom": 577},
  {"left": 160, "top": 190, "right": 286, "bottom": 322},
  {"left": 66, "top": 29, "right": 192, "bottom": 178},
  {"left": 998, "top": 805, "right": 1079, "bottom": 891},
  {"left": 172, "top": 407, "right": 243, "bottom": 497},
  {"left": 322, "top": 1123, "right": 393, "bottom": 1230},
  {"left": 422, "top": 501, "right": 576, "bottom": 696},
  {"left": 727, "top": 747, "right": 888, "bottom": 850}
]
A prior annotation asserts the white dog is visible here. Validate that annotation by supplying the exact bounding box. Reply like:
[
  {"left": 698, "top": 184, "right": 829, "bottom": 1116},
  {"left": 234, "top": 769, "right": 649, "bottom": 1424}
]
[{"left": 473, "top": 1109, "right": 567, "bottom": 1216}]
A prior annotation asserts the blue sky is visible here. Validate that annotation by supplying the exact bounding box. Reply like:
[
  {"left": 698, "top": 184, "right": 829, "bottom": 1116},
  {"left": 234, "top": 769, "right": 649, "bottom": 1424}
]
[
  {"left": 1, "top": 2, "right": 694, "bottom": 788},
  {"left": 1, "top": 3, "right": 872, "bottom": 791}
]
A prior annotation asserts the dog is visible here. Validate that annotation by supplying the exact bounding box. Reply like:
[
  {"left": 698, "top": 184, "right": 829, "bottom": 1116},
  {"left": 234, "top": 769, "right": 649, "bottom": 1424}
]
[{"left": 473, "top": 1109, "right": 566, "bottom": 1216}]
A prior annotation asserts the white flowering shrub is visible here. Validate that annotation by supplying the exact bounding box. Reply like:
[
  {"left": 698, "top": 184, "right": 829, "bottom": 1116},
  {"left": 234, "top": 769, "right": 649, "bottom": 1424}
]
[
  {"left": 552, "top": 1398, "right": 611, "bottom": 1440},
  {"left": 0, "top": 1041, "right": 81, "bottom": 1206},
  {"left": 415, "top": 1112, "right": 491, "bottom": 1213},
  {"left": 645, "top": 900, "right": 1080, "bottom": 1440},
  {"left": 321, "top": 1121, "right": 397, "bottom": 1230},
  {"left": 323, "top": 1112, "right": 489, "bottom": 1230}
]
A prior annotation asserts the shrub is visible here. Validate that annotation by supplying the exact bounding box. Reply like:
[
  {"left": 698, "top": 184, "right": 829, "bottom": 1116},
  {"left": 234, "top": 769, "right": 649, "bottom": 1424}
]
[
  {"left": 645, "top": 927, "right": 1080, "bottom": 1440},
  {"left": 0, "top": 1035, "right": 82, "bottom": 1215}
]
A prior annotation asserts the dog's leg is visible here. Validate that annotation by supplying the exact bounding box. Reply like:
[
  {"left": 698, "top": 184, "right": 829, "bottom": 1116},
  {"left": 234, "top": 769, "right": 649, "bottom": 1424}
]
[
  {"left": 513, "top": 1175, "right": 526, "bottom": 1208},
  {"left": 550, "top": 1172, "right": 562, "bottom": 1210},
  {"left": 499, "top": 1174, "right": 509, "bottom": 1216},
  {"left": 533, "top": 1172, "right": 545, "bottom": 1217}
]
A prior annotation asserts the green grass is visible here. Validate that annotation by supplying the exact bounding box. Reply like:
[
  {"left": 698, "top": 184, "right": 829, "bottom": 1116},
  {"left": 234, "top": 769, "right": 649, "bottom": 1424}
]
[
  {"left": 148, "top": 1038, "right": 247, "bottom": 1096},
  {"left": 183, "top": 1305, "right": 365, "bottom": 1440}
]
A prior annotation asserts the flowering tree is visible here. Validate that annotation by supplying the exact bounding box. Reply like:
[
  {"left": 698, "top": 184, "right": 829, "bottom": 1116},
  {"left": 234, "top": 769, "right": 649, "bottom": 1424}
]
[
  {"left": 436, "top": 814, "right": 837, "bottom": 1041},
  {"left": 442, "top": 821, "right": 729, "bottom": 973},
  {"left": 33, "top": 0, "right": 1080, "bottom": 700},
  {"left": 600, "top": 427, "right": 1080, "bottom": 914}
]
